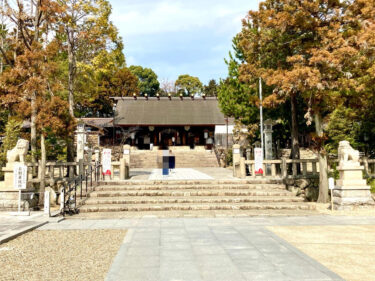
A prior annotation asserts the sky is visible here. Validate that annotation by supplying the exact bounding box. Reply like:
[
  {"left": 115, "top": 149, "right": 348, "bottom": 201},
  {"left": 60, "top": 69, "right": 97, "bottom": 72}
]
[{"left": 109, "top": 0, "right": 259, "bottom": 85}]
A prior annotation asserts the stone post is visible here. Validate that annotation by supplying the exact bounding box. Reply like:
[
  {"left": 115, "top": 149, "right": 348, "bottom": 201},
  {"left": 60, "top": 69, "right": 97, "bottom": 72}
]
[
  {"left": 264, "top": 119, "right": 273, "bottom": 175},
  {"left": 281, "top": 157, "right": 287, "bottom": 178},
  {"left": 122, "top": 145, "right": 131, "bottom": 179},
  {"left": 94, "top": 149, "right": 100, "bottom": 164},
  {"left": 233, "top": 144, "right": 241, "bottom": 178},
  {"left": 76, "top": 123, "right": 87, "bottom": 162},
  {"left": 240, "top": 157, "right": 246, "bottom": 179},
  {"left": 333, "top": 141, "right": 374, "bottom": 210},
  {"left": 264, "top": 119, "right": 273, "bottom": 160}
]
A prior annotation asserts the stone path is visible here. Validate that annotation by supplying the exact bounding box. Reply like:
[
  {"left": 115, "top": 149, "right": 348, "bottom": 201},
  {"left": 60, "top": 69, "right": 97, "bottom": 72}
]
[
  {"left": 130, "top": 167, "right": 235, "bottom": 180},
  {"left": 0, "top": 212, "right": 49, "bottom": 244},
  {"left": 148, "top": 168, "right": 214, "bottom": 180},
  {"left": 39, "top": 216, "right": 375, "bottom": 281}
]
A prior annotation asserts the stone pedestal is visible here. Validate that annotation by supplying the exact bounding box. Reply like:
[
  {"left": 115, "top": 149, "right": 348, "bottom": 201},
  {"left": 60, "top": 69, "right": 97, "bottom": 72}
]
[
  {"left": 0, "top": 162, "right": 16, "bottom": 191},
  {"left": 0, "top": 162, "right": 36, "bottom": 211},
  {"left": 333, "top": 163, "right": 374, "bottom": 210}
]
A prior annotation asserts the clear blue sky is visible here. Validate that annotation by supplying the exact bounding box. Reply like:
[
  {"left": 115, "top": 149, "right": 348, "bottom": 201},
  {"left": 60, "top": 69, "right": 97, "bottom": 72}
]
[{"left": 109, "top": 0, "right": 258, "bottom": 85}]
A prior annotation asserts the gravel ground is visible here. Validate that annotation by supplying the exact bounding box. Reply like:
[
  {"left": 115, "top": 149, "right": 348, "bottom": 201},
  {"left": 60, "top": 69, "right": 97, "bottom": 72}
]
[
  {"left": 268, "top": 225, "right": 375, "bottom": 281},
  {"left": 0, "top": 229, "right": 127, "bottom": 281}
]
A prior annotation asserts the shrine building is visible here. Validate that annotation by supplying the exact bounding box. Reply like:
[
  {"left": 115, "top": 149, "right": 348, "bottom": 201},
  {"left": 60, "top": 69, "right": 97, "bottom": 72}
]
[{"left": 80, "top": 96, "right": 234, "bottom": 150}]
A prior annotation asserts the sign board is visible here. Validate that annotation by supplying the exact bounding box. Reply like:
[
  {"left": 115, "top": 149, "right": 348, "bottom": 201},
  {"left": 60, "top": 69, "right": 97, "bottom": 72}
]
[
  {"left": 254, "top": 148, "right": 264, "bottom": 175},
  {"left": 13, "top": 163, "right": 27, "bottom": 190},
  {"left": 44, "top": 191, "right": 50, "bottom": 215},
  {"left": 102, "top": 149, "right": 112, "bottom": 175},
  {"left": 123, "top": 149, "right": 130, "bottom": 155},
  {"left": 233, "top": 148, "right": 240, "bottom": 154},
  {"left": 329, "top": 177, "right": 335, "bottom": 190}
]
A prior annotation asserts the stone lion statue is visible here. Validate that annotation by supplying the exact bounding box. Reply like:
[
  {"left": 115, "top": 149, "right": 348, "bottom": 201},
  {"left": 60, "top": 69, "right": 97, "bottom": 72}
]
[
  {"left": 6, "top": 139, "right": 29, "bottom": 163},
  {"left": 338, "top": 140, "right": 359, "bottom": 166}
]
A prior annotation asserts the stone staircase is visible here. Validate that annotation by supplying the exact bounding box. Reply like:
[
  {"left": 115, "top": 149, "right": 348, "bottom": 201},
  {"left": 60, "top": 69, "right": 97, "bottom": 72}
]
[
  {"left": 130, "top": 149, "right": 219, "bottom": 168},
  {"left": 79, "top": 179, "right": 314, "bottom": 214}
]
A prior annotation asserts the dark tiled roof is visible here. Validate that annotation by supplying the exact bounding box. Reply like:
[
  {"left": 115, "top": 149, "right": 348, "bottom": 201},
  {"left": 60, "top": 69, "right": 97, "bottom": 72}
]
[
  {"left": 114, "top": 98, "right": 227, "bottom": 126},
  {"left": 81, "top": 118, "right": 113, "bottom": 128}
]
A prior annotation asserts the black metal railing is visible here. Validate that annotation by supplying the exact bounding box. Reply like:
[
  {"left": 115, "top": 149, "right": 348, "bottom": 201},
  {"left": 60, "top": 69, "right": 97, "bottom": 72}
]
[{"left": 60, "top": 162, "right": 102, "bottom": 216}]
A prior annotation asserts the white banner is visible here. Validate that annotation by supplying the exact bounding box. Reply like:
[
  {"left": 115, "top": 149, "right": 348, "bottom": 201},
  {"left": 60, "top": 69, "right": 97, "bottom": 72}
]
[
  {"left": 13, "top": 163, "right": 27, "bottom": 190},
  {"left": 102, "top": 149, "right": 112, "bottom": 175},
  {"left": 254, "top": 148, "right": 264, "bottom": 175}
]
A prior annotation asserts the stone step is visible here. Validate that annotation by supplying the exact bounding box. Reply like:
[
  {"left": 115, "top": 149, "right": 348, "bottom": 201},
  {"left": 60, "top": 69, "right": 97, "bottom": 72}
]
[
  {"left": 88, "top": 189, "right": 292, "bottom": 198},
  {"left": 79, "top": 202, "right": 314, "bottom": 212},
  {"left": 84, "top": 196, "right": 305, "bottom": 205},
  {"left": 94, "top": 184, "right": 286, "bottom": 191},
  {"left": 97, "top": 179, "right": 284, "bottom": 185}
]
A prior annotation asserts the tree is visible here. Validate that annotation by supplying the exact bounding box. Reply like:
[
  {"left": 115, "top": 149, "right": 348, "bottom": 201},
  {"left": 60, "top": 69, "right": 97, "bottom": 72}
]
[
  {"left": 1, "top": 0, "right": 62, "bottom": 164},
  {"left": 238, "top": 0, "right": 357, "bottom": 203},
  {"left": 204, "top": 79, "right": 218, "bottom": 96},
  {"left": 129, "top": 65, "right": 159, "bottom": 97},
  {"left": 88, "top": 67, "right": 139, "bottom": 115},
  {"left": 218, "top": 51, "right": 259, "bottom": 126},
  {"left": 159, "top": 78, "right": 176, "bottom": 96},
  {"left": 175, "top": 74, "right": 203, "bottom": 96}
]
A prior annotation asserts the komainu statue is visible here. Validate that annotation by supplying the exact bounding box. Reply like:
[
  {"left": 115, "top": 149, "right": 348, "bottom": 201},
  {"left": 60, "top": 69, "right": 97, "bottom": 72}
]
[
  {"left": 6, "top": 139, "right": 29, "bottom": 163},
  {"left": 338, "top": 140, "right": 359, "bottom": 166}
]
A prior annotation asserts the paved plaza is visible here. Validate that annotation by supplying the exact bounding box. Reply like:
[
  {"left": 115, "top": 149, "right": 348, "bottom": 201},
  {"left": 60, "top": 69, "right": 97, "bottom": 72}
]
[
  {"left": 148, "top": 168, "right": 214, "bottom": 180},
  {"left": 0, "top": 212, "right": 49, "bottom": 244},
  {"left": 38, "top": 215, "right": 375, "bottom": 281}
]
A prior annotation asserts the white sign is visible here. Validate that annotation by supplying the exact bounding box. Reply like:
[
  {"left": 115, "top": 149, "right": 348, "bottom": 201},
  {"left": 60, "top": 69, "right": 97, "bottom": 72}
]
[
  {"left": 102, "top": 149, "right": 112, "bottom": 175},
  {"left": 233, "top": 148, "right": 240, "bottom": 154},
  {"left": 13, "top": 163, "right": 27, "bottom": 190},
  {"left": 254, "top": 148, "right": 264, "bottom": 175},
  {"left": 123, "top": 149, "right": 130, "bottom": 155},
  {"left": 44, "top": 191, "right": 50, "bottom": 215},
  {"left": 329, "top": 177, "right": 335, "bottom": 190}
]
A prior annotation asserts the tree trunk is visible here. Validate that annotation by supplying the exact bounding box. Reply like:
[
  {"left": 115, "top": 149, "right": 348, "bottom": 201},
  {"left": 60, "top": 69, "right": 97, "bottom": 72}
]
[
  {"left": 315, "top": 113, "right": 329, "bottom": 203},
  {"left": 30, "top": 92, "right": 37, "bottom": 163},
  {"left": 67, "top": 30, "right": 75, "bottom": 163},
  {"left": 67, "top": 31, "right": 75, "bottom": 117},
  {"left": 39, "top": 132, "right": 46, "bottom": 206},
  {"left": 290, "top": 94, "right": 300, "bottom": 160}
]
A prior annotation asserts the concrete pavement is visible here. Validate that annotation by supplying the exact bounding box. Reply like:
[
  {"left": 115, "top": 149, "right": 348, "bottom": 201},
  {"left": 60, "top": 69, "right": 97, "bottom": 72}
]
[{"left": 39, "top": 215, "right": 375, "bottom": 281}]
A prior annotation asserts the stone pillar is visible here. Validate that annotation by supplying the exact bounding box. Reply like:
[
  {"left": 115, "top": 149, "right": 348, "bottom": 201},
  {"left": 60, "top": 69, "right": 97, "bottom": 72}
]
[
  {"left": 233, "top": 144, "right": 241, "bottom": 178},
  {"left": 76, "top": 123, "right": 87, "bottom": 162},
  {"left": 94, "top": 149, "right": 100, "bottom": 164},
  {"left": 333, "top": 141, "right": 374, "bottom": 210},
  {"left": 122, "top": 145, "right": 131, "bottom": 179},
  {"left": 264, "top": 119, "right": 273, "bottom": 160},
  {"left": 240, "top": 157, "right": 246, "bottom": 179}
]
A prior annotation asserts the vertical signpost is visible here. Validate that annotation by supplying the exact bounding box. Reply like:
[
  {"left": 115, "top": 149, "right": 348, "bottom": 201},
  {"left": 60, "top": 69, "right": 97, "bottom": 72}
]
[
  {"left": 102, "top": 149, "right": 112, "bottom": 179},
  {"left": 254, "top": 148, "right": 264, "bottom": 175},
  {"left": 13, "top": 163, "right": 28, "bottom": 215},
  {"left": 329, "top": 177, "right": 335, "bottom": 211}
]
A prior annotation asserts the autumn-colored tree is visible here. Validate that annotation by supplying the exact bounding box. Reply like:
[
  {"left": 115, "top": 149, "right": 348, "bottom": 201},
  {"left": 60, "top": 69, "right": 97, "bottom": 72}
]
[
  {"left": 175, "top": 74, "right": 203, "bottom": 97},
  {"left": 1, "top": 0, "right": 62, "bottom": 163},
  {"left": 238, "top": 0, "right": 364, "bottom": 202},
  {"left": 88, "top": 67, "right": 139, "bottom": 115}
]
